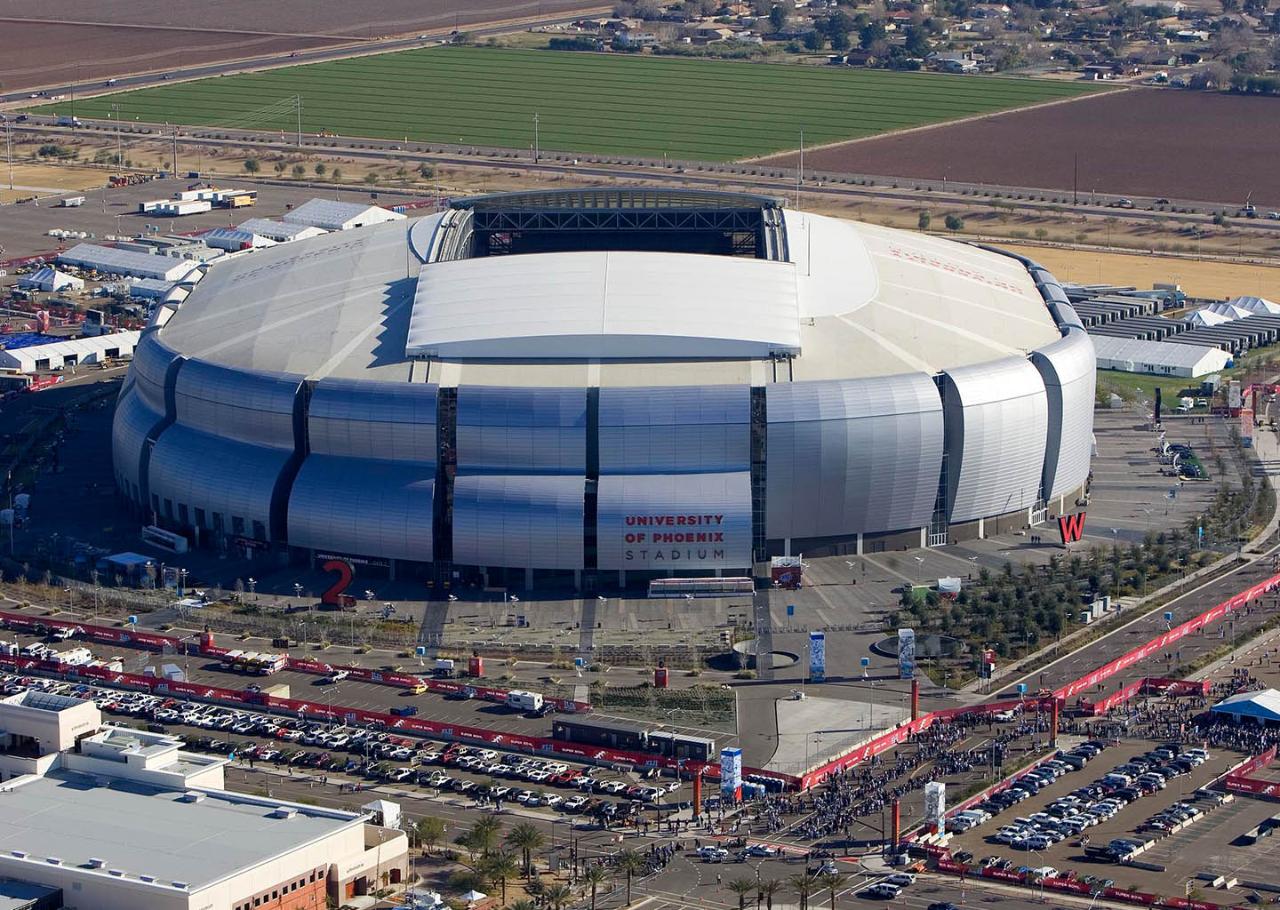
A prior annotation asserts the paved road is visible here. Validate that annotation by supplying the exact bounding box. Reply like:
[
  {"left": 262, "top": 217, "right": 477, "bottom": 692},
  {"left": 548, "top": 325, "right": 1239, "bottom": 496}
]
[{"left": 14, "top": 116, "right": 1280, "bottom": 227}]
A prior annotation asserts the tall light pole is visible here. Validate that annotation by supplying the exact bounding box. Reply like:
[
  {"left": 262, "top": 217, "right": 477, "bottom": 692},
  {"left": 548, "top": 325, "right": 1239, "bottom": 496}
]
[
  {"left": 533, "top": 112, "right": 540, "bottom": 163},
  {"left": 109, "top": 103, "right": 122, "bottom": 170},
  {"left": 5, "top": 121, "right": 12, "bottom": 191}
]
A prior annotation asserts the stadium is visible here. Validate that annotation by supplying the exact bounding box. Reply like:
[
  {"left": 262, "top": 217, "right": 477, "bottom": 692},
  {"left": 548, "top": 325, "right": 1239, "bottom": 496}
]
[{"left": 112, "top": 189, "right": 1094, "bottom": 590}]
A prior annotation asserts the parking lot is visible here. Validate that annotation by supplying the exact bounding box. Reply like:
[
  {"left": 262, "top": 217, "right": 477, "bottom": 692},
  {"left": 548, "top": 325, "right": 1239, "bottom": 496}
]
[
  {"left": 946, "top": 736, "right": 1241, "bottom": 893},
  {"left": 0, "top": 669, "right": 703, "bottom": 830}
]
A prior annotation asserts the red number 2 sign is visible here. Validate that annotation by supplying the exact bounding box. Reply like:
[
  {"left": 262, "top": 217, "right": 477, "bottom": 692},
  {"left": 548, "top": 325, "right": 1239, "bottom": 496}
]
[{"left": 320, "top": 559, "right": 354, "bottom": 605}]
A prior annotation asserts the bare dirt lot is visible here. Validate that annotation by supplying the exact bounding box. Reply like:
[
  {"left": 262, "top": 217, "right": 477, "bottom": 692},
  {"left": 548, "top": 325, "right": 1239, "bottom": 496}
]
[
  {"left": 0, "top": 0, "right": 597, "bottom": 91},
  {"left": 761, "top": 89, "right": 1280, "bottom": 209}
]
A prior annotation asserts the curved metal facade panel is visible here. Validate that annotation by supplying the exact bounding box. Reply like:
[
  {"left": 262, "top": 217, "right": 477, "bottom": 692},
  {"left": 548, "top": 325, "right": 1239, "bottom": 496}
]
[
  {"left": 309, "top": 379, "right": 438, "bottom": 463},
  {"left": 1032, "top": 331, "right": 1096, "bottom": 500},
  {"left": 598, "top": 385, "right": 749, "bottom": 474},
  {"left": 456, "top": 387, "right": 586, "bottom": 474},
  {"left": 173, "top": 358, "right": 299, "bottom": 448},
  {"left": 112, "top": 385, "right": 162, "bottom": 498},
  {"left": 452, "top": 474, "right": 584, "bottom": 570},
  {"left": 288, "top": 456, "right": 433, "bottom": 561},
  {"left": 597, "top": 472, "right": 752, "bottom": 571},
  {"left": 765, "top": 375, "right": 943, "bottom": 539},
  {"left": 944, "top": 357, "right": 1049, "bottom": 523},
  {"left": 131, "top": 331, "right": 180, "bottom": 415},
  {"left": 148, "top": 426, "right": 289, "bottom": 533}
]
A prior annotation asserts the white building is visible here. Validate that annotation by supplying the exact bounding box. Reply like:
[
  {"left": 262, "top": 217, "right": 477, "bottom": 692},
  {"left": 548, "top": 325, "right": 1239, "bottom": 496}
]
[
  {"left": 235, "top": 219, "right": 328, "bottom": 243},
  {"left": 0, "top": 689, "right": 408, "bottom": 910},
  {"left": 1091, "top": 334, "right": 1232, "bottom": 377},
  {"left": 58, "top": 244, "right": 202, "bottom": 282},
  {"left": 0, "top": 331, "right": 140, "bottom": 373},
  {"left": 282, "top": 199, "right": 405, "bottom": 232},
  {"left": 18, "top": 267, "right": 84, "bottom": 294},
  {"left": 1229, "top": 295, "right": 1280, "bottom": 315}
]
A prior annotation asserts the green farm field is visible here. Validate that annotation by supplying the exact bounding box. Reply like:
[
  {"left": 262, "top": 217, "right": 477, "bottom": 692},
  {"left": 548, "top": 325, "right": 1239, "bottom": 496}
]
[{"left": 39, "top": 46, "right": 1100, "bottom": 161}]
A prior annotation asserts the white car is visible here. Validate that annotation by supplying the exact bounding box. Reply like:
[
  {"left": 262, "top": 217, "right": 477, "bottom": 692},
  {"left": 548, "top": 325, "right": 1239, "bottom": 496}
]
[
  {"left": 862, "top": 883, "right": 901, "bottom": 899},
  {"left": 886, "top": 873, "right": 916, "bottom": 887}
]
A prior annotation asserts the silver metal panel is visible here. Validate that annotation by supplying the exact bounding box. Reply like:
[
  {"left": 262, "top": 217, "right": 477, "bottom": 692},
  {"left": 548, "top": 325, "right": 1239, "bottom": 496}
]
[
  {"left": 288, "top": 456, "right": 433, "bottom": 561},
  {"left": 112, "top": 385, "right": 162, "bottom": 498},
  {"left": 766, "top": 374, "right": 943, "bottom": 538},
  {"left": 944, "top": 357, "right": 1049, "bottom": 522},
  {"left": 130, "top": 331, "right": 179, "bottom": 414},
  {"left": 597, "top": 472, "right": 752, "bottom": 571},
  {"left": 173, "top": 358, "right": 298, "bottom": 448},
  {"left": 452, "top": 474, "right": 584, "bottom": 570},
  {"left": 148, "top": 426, "right": 289, "bottom": 532},
  {"left": 599, "top": 385, "right": 750, "bottom": 474},
  {"left": 456, "top": 387, "right": 586, "bottom": 474},
  {"left": 308, "top": 379, "right": 437, "bottom": 463},
  {"left": 1032, "top": 330, "right": 1096, "bottom": 499}
]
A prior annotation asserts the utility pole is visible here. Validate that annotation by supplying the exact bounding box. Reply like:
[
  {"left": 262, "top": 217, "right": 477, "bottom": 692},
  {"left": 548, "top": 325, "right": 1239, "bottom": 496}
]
[
  {"left": 172, "top": 125, "right": 178, "bottom": 174},
  {"left": 1073, "top": 152, "right": 1078, "bottom": 206},
  {"left": 796, "top": 129, "right": 804, "bottom": 208},
  {"left": 296, "top": 95, "right": 303, "bottom": 149},
  {"left": 5, "top": 121, "right": 12, "bottom": 191},
  {"left": 110, "top": 103, "right": 122, "bottom": 170},
  {"left": 533, "top": 112, "right": 539, "bottom": 163}
]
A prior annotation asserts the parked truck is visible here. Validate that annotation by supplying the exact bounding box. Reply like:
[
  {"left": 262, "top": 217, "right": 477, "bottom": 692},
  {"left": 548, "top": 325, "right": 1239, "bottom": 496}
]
[{"left": 506, "top": 690, "right": 544, "bottom": 712}]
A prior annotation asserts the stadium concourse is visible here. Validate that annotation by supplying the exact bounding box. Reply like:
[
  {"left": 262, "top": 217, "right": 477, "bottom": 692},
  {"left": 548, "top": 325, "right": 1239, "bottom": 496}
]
[{"left": 111, "top": 188, "right": 1094, "bottom": 593}]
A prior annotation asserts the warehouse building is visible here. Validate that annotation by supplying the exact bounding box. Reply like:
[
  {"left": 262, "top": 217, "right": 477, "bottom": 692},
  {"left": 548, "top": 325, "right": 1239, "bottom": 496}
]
[
  {"left": 0, "top": 331, "right": 139, "bottom": 373},
  {"left": 0, "top": 690, "right": 408, "bottom": 910},
  {"left": 57, "top": 244, "right": 202, "bottom": 282},
  {"left": 114, "top": 189, "right": 1094, "bottom": 589},
  {"left": 1091, "top": 334, "right": 1232, "bottom": 377},
  {"left": 282, "top": 199, "right": 404, "bottom": 232},
  {"left": 235, "top": 219, "right": 328, "bottom": 243},
  {"left": 203, "top": 228, "right": 277, "bottom": 253}
]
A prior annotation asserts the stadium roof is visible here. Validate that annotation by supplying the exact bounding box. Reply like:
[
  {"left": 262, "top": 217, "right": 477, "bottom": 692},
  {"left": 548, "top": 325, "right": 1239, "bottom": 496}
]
[
  {"left": 406, "top": 251, "right": 801, "bottom": 359},
  {"left": 0, "top": 770, "right": 363, "bottom": 891},
  {"left": 163, "top": 203, "right": 1060, "bottom": 387},
  {"left": 1211, "top": 688, "right": 1280, "bottom": 723}
]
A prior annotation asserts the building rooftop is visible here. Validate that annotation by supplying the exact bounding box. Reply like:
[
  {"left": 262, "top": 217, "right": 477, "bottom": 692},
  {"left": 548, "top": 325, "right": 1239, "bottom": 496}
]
[
  {"left": 0, "top": 879, "right": 60, "bottom": 910},
  {"left": 0, "top": 771, "right": 364, "bottom": 892}
]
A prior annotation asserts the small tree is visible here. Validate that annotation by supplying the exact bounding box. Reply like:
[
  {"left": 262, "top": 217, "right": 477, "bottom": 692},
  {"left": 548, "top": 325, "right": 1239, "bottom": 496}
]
[
  {"left": 478, "top": 851, "right": 518, "bottom": 903},
  {"left": 243, "top": 158, "right": 260, "bottom": 174},
  {"left": 363, "top": 172, "right": 379, "bottom": 186},
  {"left": 917, "top": 211, "right": 932, "bottom": 231},
  {"left": 314, "top": 162, "right": 327, "bottom": 176},
  {"left": 616, "top": 849, "right": 645, "bottom": 905},
  {"left": 273, "top": 160, "right": 287, "bottom": 175},
  {"left": 418, "top": 162, "right": 435, "bottom": 179},
  {"left": 543, "top": 883, "right": 573, "bottom": 910},
  {"left": 291, "top": 163, "right": 306, "bottom": 179},
  {"left": 415, "top": 816, "right": 446, "bottom": 854},
  {"left": 330, "top": 167, "right": 343, "bottom": 182},
  {"left": 944, "top": 213, "right": 965, "bottom": 232}
]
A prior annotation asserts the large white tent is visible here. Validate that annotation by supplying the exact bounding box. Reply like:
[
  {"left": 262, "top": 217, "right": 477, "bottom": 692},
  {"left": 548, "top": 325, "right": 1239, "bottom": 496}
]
[{"left": 1211, "top": 688, "right": 1280, "bottom": 724}]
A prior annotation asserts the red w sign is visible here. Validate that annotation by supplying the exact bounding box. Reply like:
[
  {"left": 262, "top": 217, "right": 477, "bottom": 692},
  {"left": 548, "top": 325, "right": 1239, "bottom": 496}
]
[{"left": 1058, "top": 512, "right": 1086, "bottom": 545}]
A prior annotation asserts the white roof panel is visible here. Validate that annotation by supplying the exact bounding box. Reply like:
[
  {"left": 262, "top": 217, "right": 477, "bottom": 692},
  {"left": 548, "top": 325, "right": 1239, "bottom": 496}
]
[
  {"left": 406, "top": 251, "right": 800, "bottom": 360},
  {"left": 1090, "top": 333, "right": 1229, "bottom": 370},
  {"left": 283, "top": 198, "right": 405, "bottom": 231}
]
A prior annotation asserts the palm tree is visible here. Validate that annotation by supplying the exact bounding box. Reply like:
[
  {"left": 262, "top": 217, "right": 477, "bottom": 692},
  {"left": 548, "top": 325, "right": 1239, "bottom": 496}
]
[
  {"left": 725, "top": 877, "right": 756, "bottom": 910},
  {"left": 582, "top": 865, "right": 611, "bottom": 910},
  {"left": 479, "top": 850, "right": 519, "bottom": 903},
  {"left": 615, "top": 848, "right": 646, "bottom": 906},
  {"left": 506, "top": 901, "right": 537, "bottom": 910},
  {"left": 505, "top": 822, "right": 545, "bottom": 878},
  {"left": 789, "top": 873, "right": 814, "bottom": 910},
  {"left": 819, "top": 872, "right": 848, "bottom": 910},
  {"left": 760, "top": 878, "right": 782, "bottom": 910},
  {"left": 543, "top": 883, "right": 573, "bottom": 910},
  {"left": 471, "top": 815, "right": 504, "bottom": 857}
]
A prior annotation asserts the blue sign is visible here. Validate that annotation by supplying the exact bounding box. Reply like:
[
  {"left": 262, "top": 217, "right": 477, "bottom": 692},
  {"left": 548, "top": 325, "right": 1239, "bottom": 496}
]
[
  {"left": 809, "top": 631, "right": 826, "bottom": 684},
  {"left": 415, "top": 646, "right": 427, "bottom": 656},
  {"left": 720, "top": 747, "right": 742, "bottom": 800},
  {"left": 1016, "top": 683, "right": 1028, "bottom": 695},
  {"left": 897, "top": 628, "right": 916, "bottom": 680},
  {"left": 786, "top": 604, "right": 795, "bottom": 617}
]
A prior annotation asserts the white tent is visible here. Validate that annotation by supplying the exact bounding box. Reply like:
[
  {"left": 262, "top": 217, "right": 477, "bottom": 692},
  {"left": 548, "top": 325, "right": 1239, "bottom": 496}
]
[
  {"left": 1202, "top": 301, "right": 1255, "bottom": 322},
  {"left": 1211, "top": 688, "right": 1280, "bottom": 723},
  {"left": 18, "top": 266, "right": 84, "bottom": 293},
  {"left": 1229, "top": 295, "right": 1280, "bottom": 315},
  {"left": 1185, "top": 308, "right": 1232, "bottom": 328},
  {"left": 460, "top": 889, "right": 487, "bottom": 903}
]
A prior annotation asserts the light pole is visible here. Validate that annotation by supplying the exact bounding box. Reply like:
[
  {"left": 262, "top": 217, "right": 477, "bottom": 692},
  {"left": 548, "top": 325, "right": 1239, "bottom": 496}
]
[{"left": 533, "top": 112, "right": 539, "bottom": 163}]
